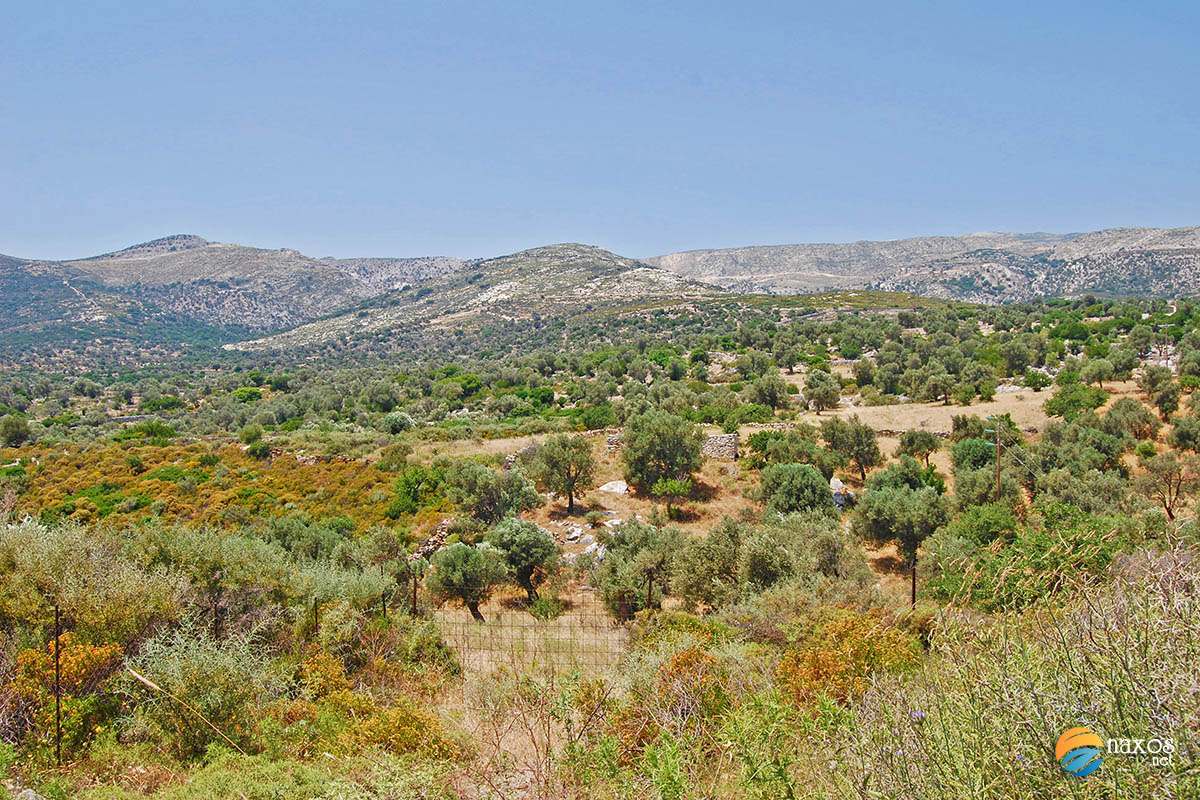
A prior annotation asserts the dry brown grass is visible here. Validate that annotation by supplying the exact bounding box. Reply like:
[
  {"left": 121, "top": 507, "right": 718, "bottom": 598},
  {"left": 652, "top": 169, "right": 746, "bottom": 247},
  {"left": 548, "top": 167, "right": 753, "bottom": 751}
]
[{"left": 521, "top": 434, "right": 758, "bottom": 535}]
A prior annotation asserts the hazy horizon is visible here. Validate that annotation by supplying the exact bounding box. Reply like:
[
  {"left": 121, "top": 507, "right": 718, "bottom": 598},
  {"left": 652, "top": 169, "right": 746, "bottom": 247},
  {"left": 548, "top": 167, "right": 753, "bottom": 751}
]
[{"left": 10, "top": 224, "right": 1200, "bottom": 265}]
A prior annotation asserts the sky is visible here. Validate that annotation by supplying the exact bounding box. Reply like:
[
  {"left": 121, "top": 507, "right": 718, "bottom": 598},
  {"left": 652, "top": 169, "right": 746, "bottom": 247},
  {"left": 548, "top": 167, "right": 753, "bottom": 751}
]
[{"left": 3, "top": 1, "right": 1198, "bottom": 261}]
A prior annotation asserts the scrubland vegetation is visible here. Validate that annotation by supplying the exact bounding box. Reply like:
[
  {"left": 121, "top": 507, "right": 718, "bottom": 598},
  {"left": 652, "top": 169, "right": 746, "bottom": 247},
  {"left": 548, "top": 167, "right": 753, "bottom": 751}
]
[{"left": 1, "top": 295, "right": 1199, "bottom": 798}]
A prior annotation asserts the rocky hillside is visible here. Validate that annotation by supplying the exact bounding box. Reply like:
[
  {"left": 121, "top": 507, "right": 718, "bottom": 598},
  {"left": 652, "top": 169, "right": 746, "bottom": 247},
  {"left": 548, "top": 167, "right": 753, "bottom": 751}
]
[
  {"left": 4, "top": 235, "right": 464, "bottom": 334},
  {"left": 229, "top": 243, "right": 720, "bottom": 352},
  {"left": 7, "top": 226, "right": 1200, "bottom": 367},
  {"left": 649, "top": 227, "right": 1200, "bottom": 301}
]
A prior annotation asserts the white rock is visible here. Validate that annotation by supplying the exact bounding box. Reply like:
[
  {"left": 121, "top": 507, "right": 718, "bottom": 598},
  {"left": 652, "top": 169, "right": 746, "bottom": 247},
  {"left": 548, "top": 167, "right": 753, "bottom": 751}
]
[{"left": 597, "top": 479, "right": 628, "bottom": 494}]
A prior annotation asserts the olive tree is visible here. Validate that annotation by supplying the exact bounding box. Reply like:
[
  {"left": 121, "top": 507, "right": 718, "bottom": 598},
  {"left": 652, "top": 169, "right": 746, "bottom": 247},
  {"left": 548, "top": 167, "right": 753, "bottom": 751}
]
[
  {"left": 593, "top": 522, "right": 682, "bottom": 619},
  {"left": 1139, "top": 365, "right": 1173, "bottom": 399},
  {"left": 804, "top": 369, "right": 841, "bottom": 414},
  {"left": 485, "top": 518, "right": 558, "bottom": 602},
  {"left": 760, "top": 463, "right": 836, "bottom": 516},
  {"left": 1134, "top": 451, "right": 1200, "bottom": 521},
  {"left": 897, "top": 430, "right": 940, "bottom": 466},
  {"left": 1154, "top": 382, "right": 1181, "bottom": 422},
  {"left": 427, "top": 542, "right": 508, "bottom": 622},
  {"left": 621, "top": 410, "right": 703, "bottom": 493},
  {"left": 1080, "top": 358, "right": 1114, "bottom": 389},
  {"left": 821, "top": 416, "right": 882, "bottom": 481},
  {"left": 1103, "top": 397, "right": 1161, "bottom": 441},
  {"left": 852, "top": 484, "right": 949, "bottom": 606},
  {"left": 746, "top": 374, "right": 792, "bottom": 410},
  {"left": 528, "top": 434, "right": 597, "bottom": 514},
  {"left": 0, "top": 415, "right": 30, "bottom": 447},
  {"left": 1169, "top": 415, "right": 1200, "bottom": 452},
  {"left": 651, "top": 477, "right": 693, "bottom": 520},
  {"left": 445, "top": 462, "right": 540, "bottom": 524}
]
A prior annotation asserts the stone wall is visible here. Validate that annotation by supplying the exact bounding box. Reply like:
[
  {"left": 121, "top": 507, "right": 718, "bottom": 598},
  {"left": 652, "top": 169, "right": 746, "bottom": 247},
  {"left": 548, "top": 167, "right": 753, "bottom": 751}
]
[
  {"left": 606, "top": 430, "right": 739, "bottom": 459},
  {"left": 701, "top": 433, "right": 739, "bottom": 460}
]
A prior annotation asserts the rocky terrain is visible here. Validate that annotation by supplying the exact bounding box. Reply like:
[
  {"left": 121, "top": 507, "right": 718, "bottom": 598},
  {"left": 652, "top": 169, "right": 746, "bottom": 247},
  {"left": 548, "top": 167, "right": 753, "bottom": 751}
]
[
  {"left": 3, "top": 235, "right": 465, "bottom": 334},
  {"left": 649, "top": 226, "right": 1200, "bottom": 301},
  {"left": 5, "top": 226, "right": 1200, "bottom": 366},
  {"left": 229, "top": 243, "right": 720, "bottom": 352}
]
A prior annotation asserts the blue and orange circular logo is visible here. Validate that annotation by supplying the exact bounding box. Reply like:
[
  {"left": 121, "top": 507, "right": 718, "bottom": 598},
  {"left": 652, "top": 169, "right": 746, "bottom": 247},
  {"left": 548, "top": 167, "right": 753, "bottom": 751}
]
[{"left": 1056, "top": 727, "right": 1104, "bottom": 778}]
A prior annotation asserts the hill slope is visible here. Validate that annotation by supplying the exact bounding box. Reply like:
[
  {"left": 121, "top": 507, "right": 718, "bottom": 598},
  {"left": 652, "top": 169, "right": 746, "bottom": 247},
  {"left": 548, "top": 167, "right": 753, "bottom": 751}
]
[
  {"left": 649, "top": 226, "right": 1200, "bottom": 301},
  {"left": 55, "top": 234, "right": 464, "bottom": 331},
  {"left": 228, "top": 243, "right": 721, "bottom": 353}
]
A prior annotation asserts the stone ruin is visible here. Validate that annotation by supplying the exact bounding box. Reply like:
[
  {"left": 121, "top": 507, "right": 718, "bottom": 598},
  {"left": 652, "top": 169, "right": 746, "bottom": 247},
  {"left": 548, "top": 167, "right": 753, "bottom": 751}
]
[{"left": 701, "top": 433, "right": 739, "bottom": 460}]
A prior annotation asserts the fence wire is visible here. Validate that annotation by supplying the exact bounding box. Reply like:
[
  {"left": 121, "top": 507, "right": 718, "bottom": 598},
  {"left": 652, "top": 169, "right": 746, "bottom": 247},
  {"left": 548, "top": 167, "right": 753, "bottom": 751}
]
[{"left": 434, "top": 588, "right": 628, "bottom": 690}]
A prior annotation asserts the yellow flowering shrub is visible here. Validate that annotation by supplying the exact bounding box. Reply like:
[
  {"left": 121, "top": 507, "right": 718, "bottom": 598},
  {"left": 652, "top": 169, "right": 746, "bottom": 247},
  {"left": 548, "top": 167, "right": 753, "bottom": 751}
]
[{"left": 775, "top": 608, "right": 920, "bottom": 707}]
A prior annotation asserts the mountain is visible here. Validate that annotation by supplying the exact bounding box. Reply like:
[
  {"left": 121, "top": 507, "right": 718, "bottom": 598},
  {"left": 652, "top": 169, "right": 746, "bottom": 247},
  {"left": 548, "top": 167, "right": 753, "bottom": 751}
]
[
  {"left": 7, "top": 226, "right": 1200, "bottom": 368},
  {"left": 0, "top": 254, "right": 156, "bottom": 337},
  {"left": 648, "top": 226, "right": 1200, "bottom": 301},
  {"left": 51, "top": 234, "right": 465, "bottom": 331},
  {"left": 0, "top": 234, "right": 467, "bottom": 367},
  {"left": 228, "top": 243, "right": 720, "bottom": 353}
]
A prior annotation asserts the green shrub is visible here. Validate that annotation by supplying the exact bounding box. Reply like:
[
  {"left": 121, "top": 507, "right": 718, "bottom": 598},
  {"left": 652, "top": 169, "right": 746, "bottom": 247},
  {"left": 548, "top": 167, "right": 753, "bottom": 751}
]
[
  {"left": 140, "top": 395, "right": 184, "bottom": 412},
  {"left": 1, "top": 415, "right": 31, "bottom": 447},
  {"left": 114, "top": 421, "right": 176, "bottom": 445},
  {"left": 387, "top": 464, "right": 448, "bottom": 518},
  {"left": 580, "top": 403, "right": 618, "bottom": 430},
  {"left": 231, "top": 386, "right": 262, "bottom": 403},
  {"left": 245, "top": 441, "right": 271, "bottom": 460},
  {"left": 382, "top": 411, "right": 416, "bottom": 434},
  {"left": 1044, "top": 383, "right": 1107, "bottom": 421},
  {"left": 928, "top": 503, "right": 1142, "bottom": 610},
  {"left": 126, "top": 624, "right": 281, "bottom": 758},
  {"left": 528, "top": 595, "right": 566, "bottom": 621},
  {"left": 760, "top": 463, "right": 835, "bottom": 516}
]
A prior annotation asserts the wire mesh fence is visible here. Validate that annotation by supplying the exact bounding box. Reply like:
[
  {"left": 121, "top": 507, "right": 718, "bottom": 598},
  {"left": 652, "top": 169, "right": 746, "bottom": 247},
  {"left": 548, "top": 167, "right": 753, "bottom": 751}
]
[{"left": 434, "top": 587, "right": 628, "bottom": 691}]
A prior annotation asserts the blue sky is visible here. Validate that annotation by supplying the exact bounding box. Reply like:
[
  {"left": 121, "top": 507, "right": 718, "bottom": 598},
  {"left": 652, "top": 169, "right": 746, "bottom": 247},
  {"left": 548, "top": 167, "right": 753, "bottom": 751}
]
[{"left": 3, "top": 1, "right": 1198, "bottom": 260}]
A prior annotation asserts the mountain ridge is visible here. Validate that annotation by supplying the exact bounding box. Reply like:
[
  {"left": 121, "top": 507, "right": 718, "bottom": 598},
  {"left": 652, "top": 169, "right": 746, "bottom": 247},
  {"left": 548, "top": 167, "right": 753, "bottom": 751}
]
[
  {"left": 228, "top": 242, "right": 720, "bottom": 353},
  {"left": 5, "top": 225, "right": 1200, "bottom": 366},
  {"left": 5, "top": 235, "right": 467, "bottom": 332},
  {"left": 646, "top": 226, "right": 1200, "bottom": 301}
]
